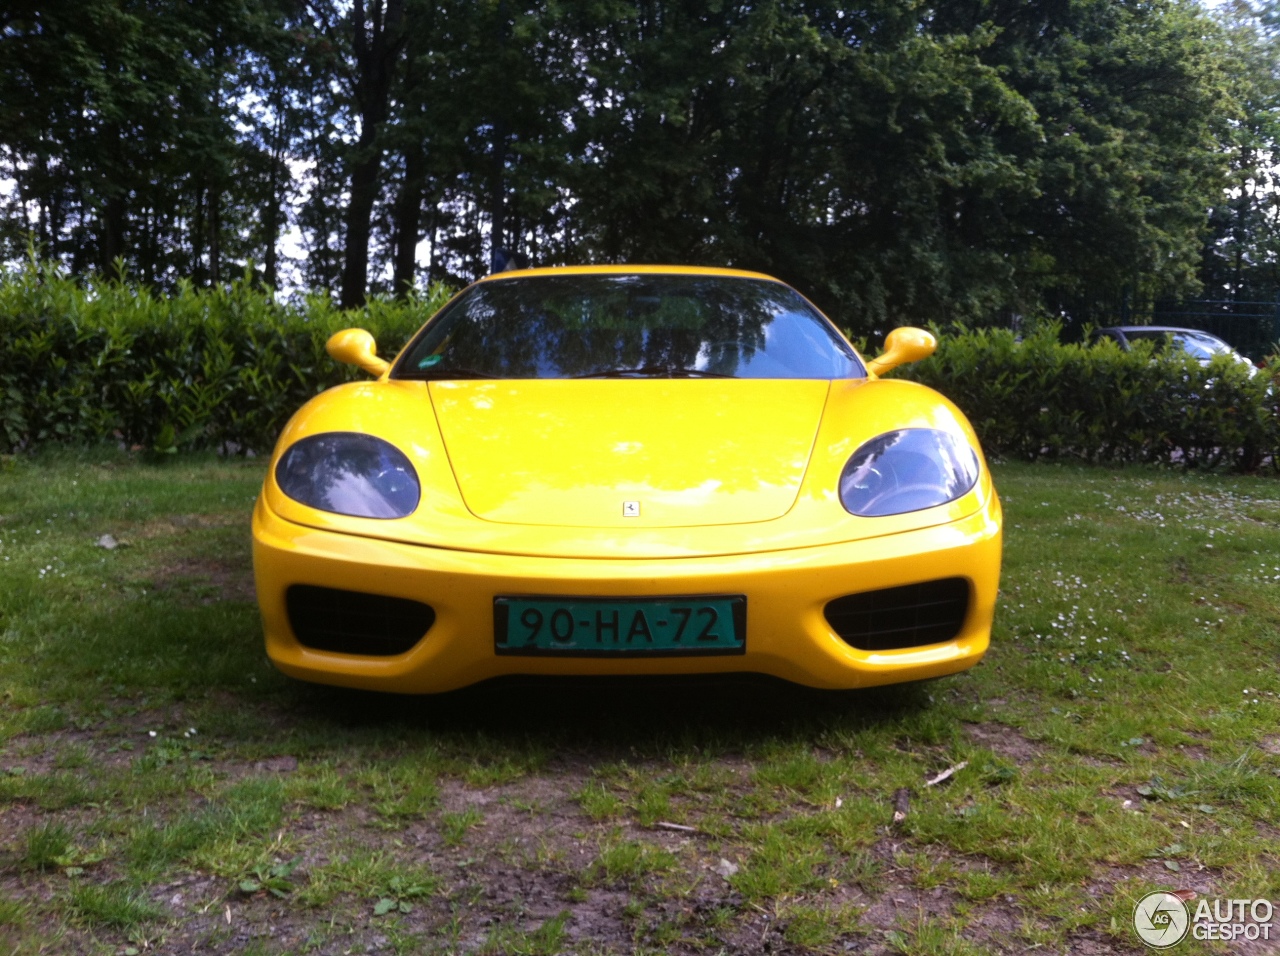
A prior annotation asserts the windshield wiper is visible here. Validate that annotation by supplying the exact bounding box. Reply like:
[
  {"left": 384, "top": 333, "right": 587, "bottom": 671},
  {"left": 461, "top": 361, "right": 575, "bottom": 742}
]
[
  {"left": 397, "top": 366, "right": 499, "bottom": 380},
  {"left": 573, "top": 364, "right": 732, "bottom": 378}
]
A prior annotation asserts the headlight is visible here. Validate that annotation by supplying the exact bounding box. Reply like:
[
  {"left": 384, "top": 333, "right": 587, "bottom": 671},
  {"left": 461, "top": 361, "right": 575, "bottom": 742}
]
[
  {"left": 839, "top": 428, "right": 979, "bottom": 517},
  {"left": 276, "top": 432, "right": 420, "bottom": 519}
]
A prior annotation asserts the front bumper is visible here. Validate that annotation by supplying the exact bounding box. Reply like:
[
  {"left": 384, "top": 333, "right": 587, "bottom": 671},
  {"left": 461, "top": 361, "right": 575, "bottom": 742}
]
[{"left": 252, "top": 496, "right": 1002, "bottom": 694}]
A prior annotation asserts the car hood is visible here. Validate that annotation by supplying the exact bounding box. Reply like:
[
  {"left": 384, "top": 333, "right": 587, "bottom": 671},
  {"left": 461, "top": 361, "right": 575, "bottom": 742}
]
[
  {"left": 427, "top": 379, "right": 829, "bottom": 527},
  {"left": 264, "top": 377, "right": 993, "bottom": 559}
]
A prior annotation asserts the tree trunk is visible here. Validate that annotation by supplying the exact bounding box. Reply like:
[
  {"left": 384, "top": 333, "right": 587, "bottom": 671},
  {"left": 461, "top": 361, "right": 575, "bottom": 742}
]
[
  {"left": 99, "top": 193, "right": 126, "bottom": 275},
  {"left": 425, "top": 204, "right": 442, "bottom": 284},
  {"left": 339, "top": 0, "right": 406, "bottom": 309},
  {"left": 341, "top": 151, "right": 381, "bottom": 307},
  {"left": 1232, "top": 143, "right": 1249, "bottom": 299},
  {"left": 487, "top": 0, "right": 511, "bottom": 272},
  {"left": 141, "top": 205, "right": 154, "bottom": 284},
  {"left": 263, "top": 110, "right": 285, "bottom": 290},
  {"left": 392, "top": 147, "right": 426, "bottom": 297},
  {"left": 489, "top": 123, "right": 507, "bottom": 271},
  {"left": 209, "top": 187, "right": 222, "bottom": 285},
  {"left": 263, "top": 208, "right": 279, "bottom": 290},
  {"left": 192, "top": 182, "right": 206, "bottom": 285}
]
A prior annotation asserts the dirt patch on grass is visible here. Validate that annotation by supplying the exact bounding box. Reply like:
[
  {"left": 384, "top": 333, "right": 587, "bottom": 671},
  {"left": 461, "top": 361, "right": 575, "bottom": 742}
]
[
  {"left": 126, "top": 513, "right": 249, "bottom": 540},
  {"left": 149, "top": 554, "right": 256, "bottom": 603},
  {"left": 962, "top": 721, "right": 1043, "bottom": 763},
  {"left": 0, "top": 729, "right": 142, "bottom": 777},
  {"left": 1177, "top": 743, "right": 1210, "bottom": 760}
]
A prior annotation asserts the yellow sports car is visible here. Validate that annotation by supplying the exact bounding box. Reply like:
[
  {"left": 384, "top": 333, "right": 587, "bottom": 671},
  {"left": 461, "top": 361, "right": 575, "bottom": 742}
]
[{"left": 252, "top": 265, "right": 1001, "bottom": 693}]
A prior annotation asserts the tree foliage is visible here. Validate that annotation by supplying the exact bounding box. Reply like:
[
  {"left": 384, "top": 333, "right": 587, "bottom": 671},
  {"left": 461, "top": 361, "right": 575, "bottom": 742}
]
[
  {"left": 1, "top": 0, "right": 1269, "bottom": 333},
  {"left": 1199, "top": 0, "right": 1280, "bottom": 303}
]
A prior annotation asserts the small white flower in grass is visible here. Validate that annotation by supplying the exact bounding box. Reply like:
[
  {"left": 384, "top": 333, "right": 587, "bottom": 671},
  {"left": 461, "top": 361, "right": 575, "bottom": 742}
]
[{"left": 148, "top": 730, "right": 157, "bottom": 737}]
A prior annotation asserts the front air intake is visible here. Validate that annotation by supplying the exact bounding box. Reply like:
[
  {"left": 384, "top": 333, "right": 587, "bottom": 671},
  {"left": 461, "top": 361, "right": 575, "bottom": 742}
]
[
  {"left": 824, "top": 578, "right": 969, "bottom": 651},
  {"left": 286, "top": 585, "right": 435, "bottom": 656}
]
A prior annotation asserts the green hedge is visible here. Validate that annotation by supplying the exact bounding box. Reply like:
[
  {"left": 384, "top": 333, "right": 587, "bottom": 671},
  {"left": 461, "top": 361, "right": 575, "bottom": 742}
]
[
  {"left": 897, "top": 326, "right": 1280, "bottom": 472},
  {"left": 3, "top": 261, "right": 1278, "bottom": 471},
  {"left": 0, "top": 261, "right": 452, "bottom": 454}
]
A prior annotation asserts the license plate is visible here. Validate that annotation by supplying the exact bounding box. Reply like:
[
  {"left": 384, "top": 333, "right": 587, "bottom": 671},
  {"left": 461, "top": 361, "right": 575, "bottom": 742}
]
[{"left": 494, "top": 596, "right": 746, "bottom": 656}]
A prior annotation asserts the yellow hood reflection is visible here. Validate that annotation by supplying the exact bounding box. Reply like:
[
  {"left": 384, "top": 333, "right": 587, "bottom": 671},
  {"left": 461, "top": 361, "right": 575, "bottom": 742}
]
[{"left": 428, "top": 380, "right": 829, "bottom": 527}]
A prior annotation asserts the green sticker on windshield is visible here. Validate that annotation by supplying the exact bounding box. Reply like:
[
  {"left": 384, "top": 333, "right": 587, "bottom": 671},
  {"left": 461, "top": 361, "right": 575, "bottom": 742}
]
[{"left": 417, "top": 354, "right": 443, "bottom": 369}]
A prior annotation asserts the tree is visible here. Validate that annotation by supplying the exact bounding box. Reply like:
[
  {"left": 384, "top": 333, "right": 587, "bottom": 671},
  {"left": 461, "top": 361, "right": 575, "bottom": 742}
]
[
  {"left": 304, "top": 0, "right": 408, "bottom": 308},
  {"left": 0, "top": 0, "right": 1250, "bottom": 331},
  {"left": 0, "top": 0, "right": 294, "bottom": 287},
  {"left": 565, "top": 1, "right": 1045, "bottom": 326},
  {"left": 1199, "top": 1, "right": 1280, "bottom": 302}
]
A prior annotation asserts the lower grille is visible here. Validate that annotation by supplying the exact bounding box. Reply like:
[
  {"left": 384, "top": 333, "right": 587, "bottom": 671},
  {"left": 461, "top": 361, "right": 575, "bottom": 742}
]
[
  {"left": 286, "top": 585, "right": 435, "bottom": 656},
  {"left": 824, "top": 578, "right": 969, "bottom": 651}
]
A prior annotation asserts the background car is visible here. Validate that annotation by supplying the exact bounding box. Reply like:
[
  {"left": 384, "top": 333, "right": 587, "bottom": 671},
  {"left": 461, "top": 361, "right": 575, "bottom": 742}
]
[
  {"left": 252, "top": 266, "right": 1002, "bottom": 694},
  {"left": 1092, "top": 325, "right": 1260, "bottom": 374}
]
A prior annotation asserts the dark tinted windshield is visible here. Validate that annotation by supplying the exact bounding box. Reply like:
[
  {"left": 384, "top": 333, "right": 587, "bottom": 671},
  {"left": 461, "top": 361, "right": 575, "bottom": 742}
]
[{"left": 394, "top": 273, "right": 863, "bottom": 380}]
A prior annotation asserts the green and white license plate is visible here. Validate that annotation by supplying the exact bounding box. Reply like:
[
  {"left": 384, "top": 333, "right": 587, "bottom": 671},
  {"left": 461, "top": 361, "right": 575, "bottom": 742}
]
[{"left": 494, "top": 596, "right": 746, "bottom": 656}]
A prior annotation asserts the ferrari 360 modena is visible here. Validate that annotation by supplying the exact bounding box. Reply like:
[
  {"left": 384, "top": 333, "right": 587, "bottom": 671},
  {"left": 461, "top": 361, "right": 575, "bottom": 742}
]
[{"left": 252, "top": 265, "right": 1002, "bottom": 693}]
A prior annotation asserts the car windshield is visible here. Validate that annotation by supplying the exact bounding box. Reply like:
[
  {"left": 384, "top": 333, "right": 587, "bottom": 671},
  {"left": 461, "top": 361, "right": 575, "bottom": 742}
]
[
  {"left": 1171, "top": 333, "right": 1235, "bottom": 361},
  {"left": 393, "top": 273, "right": 863, "bottom": 380},
  {"left": 1123, "top": 329, "right": 1234, "bottom": 360}
]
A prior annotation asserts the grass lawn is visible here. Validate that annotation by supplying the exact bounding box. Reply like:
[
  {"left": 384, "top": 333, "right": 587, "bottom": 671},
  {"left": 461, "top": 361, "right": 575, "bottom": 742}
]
[{"left": 1, "top": 449, "right": 1278, "bottom": 955}]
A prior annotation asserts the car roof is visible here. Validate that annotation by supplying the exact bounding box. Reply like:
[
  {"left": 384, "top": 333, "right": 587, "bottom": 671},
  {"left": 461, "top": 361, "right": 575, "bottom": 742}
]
[
  {"left": 477, "top": 264, "right": 781, "bottom": 284},
  {"left": 1097, "top": 326, "right": 1224, "bottom": 337}
]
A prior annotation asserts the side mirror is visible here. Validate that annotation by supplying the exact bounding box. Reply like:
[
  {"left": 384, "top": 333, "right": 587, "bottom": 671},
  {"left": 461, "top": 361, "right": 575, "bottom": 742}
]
[
  {"left": 326, "top": 328, "right": 390, "bottom": 377},
  {"left": 866, "top": 326, "right": 936, "bottom": 377}
]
